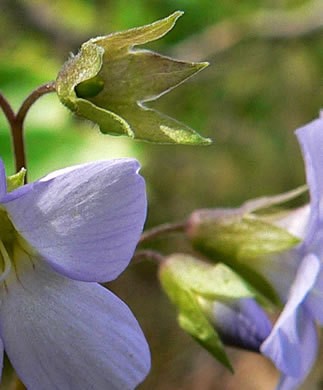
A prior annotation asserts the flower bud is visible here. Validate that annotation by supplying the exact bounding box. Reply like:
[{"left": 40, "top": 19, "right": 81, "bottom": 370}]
[
  {"left": 198, "top": 297, "right": 272, "bottom": 352},
  {"left": 186, "top": 188, "right": 306, "bottom": 305},
  {"left": 159, "top": 253, "right": 270, "bottom": 370}
]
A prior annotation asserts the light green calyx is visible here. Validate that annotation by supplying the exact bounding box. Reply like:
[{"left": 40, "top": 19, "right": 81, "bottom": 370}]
[
  {"left": 56, "top": 11, "right": 211, "bottom": 145},
  {"left": 6, "top": 168, "right": 26, "bottom": 193},
  {"left": 159, "top": 254, "right": 257, "bottom": 371}
]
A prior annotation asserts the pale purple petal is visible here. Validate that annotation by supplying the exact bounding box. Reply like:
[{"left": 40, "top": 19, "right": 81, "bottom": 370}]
[
  {"left": 0, "top": 159, "right": 6, "bottom": 200},
  {"left": 274, "top": 205, "right": 310, "bottom": 241},
  {"left": 212, "top": 298, "right": 272, "bottom": 352},
  {"left": 0, "top": 252, "right": 150, "bottom": 390},
  {"left": 305, "top": 263, "right": 323, "bottom": 324},
  {"left": 261, "top": 254, "right": 320, "bottom": 377},
  {"left": 296, "top": 116, "right": 323, "bottom": 249},
  {"left": 4, "top": 159, "right": 147, "bottom": 282},
  {"left": 275, "top": 308, "right": 318, "bottom": 390},
  {"left": 254, "top": 248, "right": 299, "bottom": 302}
]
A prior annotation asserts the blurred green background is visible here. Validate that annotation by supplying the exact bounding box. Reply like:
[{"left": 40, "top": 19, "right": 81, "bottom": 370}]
[{"left": 1, "top": 0, "right": 323, "bottom": 389}]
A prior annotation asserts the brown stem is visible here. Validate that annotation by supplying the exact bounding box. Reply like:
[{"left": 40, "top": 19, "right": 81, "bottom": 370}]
[
  {"left": 139, "top": 221, "right": 187, "bottom": 244},
  {"left": 0, "top": 82, "right": 56, "bottom": 177},
  {"left": 10, "top": 121, "right": 27, "bottom": 175},
  {"left": 0, "top": 93, "right": 15, "bottom": 125},
  {"left": 132, "top": 249, "right": 165, "bottom": 264},
  {"left": 16, "top": 81, "right": 56, "bottom": 125}
]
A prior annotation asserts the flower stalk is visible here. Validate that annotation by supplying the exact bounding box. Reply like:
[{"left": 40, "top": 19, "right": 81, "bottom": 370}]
[
  {"left": 0, "top": 82, "right": 56, "bottom": 176},
  {"left": 139, "top": 221, "right": 187, "bottom": 244}
]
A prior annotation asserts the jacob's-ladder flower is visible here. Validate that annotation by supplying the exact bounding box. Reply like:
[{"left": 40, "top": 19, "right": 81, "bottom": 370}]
[{"left": 0, "top": 158, "right": 150, "bottom": 390}]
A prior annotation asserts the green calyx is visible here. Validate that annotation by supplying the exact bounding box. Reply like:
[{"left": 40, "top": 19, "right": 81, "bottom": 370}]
[
  {"left": 75, "top": 75, "right": 105, "bottom": 99},
  {"left": 6, "top": 168, "right": 26, "bottom": 193},
  {"left": 159, "top": 254, "right": 256, "bottom": 371},
  {"left": 56, "top": 11, "right": 211, "bottom": 145},
  {"left": 186, "top": 188, "right": 307, "bottom": 306}
]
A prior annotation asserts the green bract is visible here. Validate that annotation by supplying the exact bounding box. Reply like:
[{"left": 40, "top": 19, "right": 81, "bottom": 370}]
[
  {"left": 56, "top": 11, "right": 211, "bottom": 145},
  {"left": 159, "top": 253, "right": 255, "bottom": 371},
  {"left": 186, "top": 187, "right": 306, "bottom": 305},
  {"left": 6, "top": 168, "right": 26, "bottom": 192}
]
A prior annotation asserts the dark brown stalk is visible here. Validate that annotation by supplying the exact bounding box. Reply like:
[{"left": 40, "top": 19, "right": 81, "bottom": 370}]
[{"left": 0, "top": 82, "right": 56, "bottom": 176}]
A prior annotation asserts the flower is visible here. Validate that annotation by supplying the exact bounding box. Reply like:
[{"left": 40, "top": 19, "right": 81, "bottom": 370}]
[
  {"left": 260, "top": 114, "right": 323, "bottom": 390},
  {"left": 159, "top": 253, "right": 272, "bottom": 370},
  {"left": 0, "top": 158, "right": 150, "bottom": 389}
]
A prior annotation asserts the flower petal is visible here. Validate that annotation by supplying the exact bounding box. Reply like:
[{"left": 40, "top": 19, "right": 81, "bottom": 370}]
[
  {"left": 296, "top": 115, "right": 323, "bottom": 249},
  {"left": 0, "top": 251, "right": 151, "bottom": 390},
  {"left": 260, "top": 254, "right": 319, "bottom": 378},
  {"left": 305, "top": 262, "right": 323, "bottom": 324},
  {"left": 212, "top": 297, "right": 272, "bottom": 352},
  {"left": 4, "top": 159, "right": 147, "bottom": 282},
  {"left": 274, "top": 205, "right": 310, "bottom": 240},
  {"left": 275, "top": 309, "right": 318, "bottom": 390},
  {"left": 0, "top": 159, "right": 6, "bottom": 200}
]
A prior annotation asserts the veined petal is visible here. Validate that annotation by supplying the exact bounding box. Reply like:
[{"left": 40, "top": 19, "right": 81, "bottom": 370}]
[
  {"left": 0, "top": 159, "right": 6, "bottom": 200},
  {"left": 296, "top": 116, "right": 323, "bottom": 249},
  {"left": 275, "top": 309, "right": 318, "bottom": 390},
  {"left": 261, "top": 254, "right": 320, "bottom": 377},
  {"left": 4, "top": 159, "right": 147, "bottom": 282},
  {"left": 0, "top": 251, "right": 151, "bottom": 390}
]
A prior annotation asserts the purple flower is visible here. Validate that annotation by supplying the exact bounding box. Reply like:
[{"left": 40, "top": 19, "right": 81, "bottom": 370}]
[
  {"left": 260, "top": 114, "right": 323, "bottom": 390},
  {"left": 0, "top": 158, "right": 150, "bottom": 389}
]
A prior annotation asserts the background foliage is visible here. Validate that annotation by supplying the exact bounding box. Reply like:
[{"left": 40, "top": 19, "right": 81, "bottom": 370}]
[{"left": 1, "top": 0, "right": 323, "bottom": 389}]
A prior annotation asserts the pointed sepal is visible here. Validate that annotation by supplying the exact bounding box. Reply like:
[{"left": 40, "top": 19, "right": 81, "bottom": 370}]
[
  {"left": 159, "top": 253, "right": 257, "bottom": 370},
  {"left": 6, "top": 168, "right": 26, "bottom": 192},
  {"left": 186, "top": 189, "right": 305, "bottom": 305},
  {"left": 56, "top": 12, "right": 211, "bottom": 145}
]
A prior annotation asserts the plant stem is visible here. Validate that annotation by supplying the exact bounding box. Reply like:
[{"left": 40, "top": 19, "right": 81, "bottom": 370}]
[
  {"left": 0, "top": 82, "right": 56, "bottom": 176},
  {"left": 132, "top": 249, "right": 165, "bottom": 264},
  {"left": 16, "top": 81, "right": 56, "bottom": 125},
  {"left": 139, "top": 221, "right": 187, "bottom": 244},
  {"left": 10, "top": 120, "right": 27, "bottom": 176},
  {"left": 0, "top": 93, "right": 15, "bottom": 124}
]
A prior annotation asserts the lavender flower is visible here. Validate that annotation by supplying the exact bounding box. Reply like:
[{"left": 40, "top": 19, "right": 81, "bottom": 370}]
[
  {"left": 260, "top": 114, "right": 323, "bottom": 390},
  {"left": 0, "top": 158, "right": 150, "bottom": 389}
]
